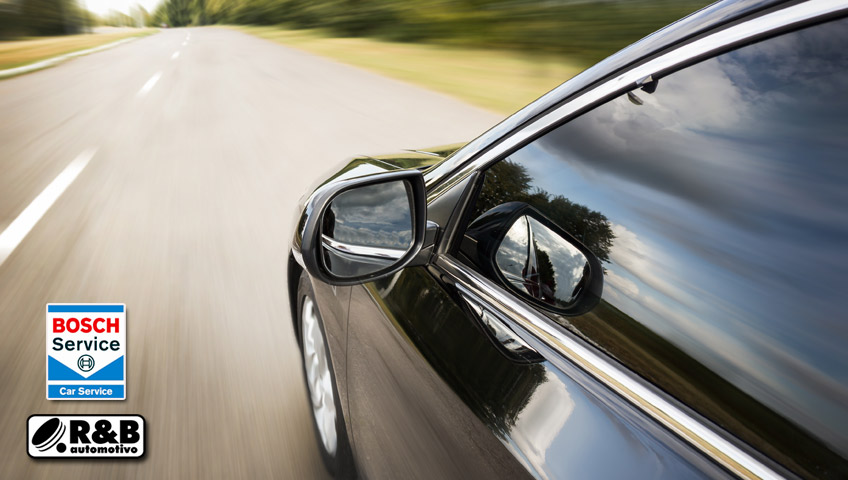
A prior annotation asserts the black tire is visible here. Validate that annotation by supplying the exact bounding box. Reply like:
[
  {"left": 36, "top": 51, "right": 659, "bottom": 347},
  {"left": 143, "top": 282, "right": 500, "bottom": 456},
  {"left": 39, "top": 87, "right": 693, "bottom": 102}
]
[{"left": 296, "top": 272, "right": 355, "bottom": 478}]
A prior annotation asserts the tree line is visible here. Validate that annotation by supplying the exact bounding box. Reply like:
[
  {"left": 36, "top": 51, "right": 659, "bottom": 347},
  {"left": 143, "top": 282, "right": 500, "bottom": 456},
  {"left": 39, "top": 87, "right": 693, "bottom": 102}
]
[
  {"left": 152, "top": 0, "right": 709, "bottom": 63},
  {"left": 0, "top": 0, "right": 154, "bottom": 37},
  {"left": 2, "top": 0, "right": 709, "bottom": 64},
  {"left": 1, "top": 0, "right": 93, "bottom": 37}
]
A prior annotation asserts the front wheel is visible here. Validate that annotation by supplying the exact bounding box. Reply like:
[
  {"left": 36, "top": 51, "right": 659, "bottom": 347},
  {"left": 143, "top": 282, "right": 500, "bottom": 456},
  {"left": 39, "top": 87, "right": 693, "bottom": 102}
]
[{"left": 297, "top": 272, "right": 354, "bottom": 477}]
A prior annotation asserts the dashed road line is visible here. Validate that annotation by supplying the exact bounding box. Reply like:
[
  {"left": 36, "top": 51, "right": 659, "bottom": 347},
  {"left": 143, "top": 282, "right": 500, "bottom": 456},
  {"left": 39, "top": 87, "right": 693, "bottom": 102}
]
[
  {"left": 0, "top": 148, "right": 97, "bottom": 266},
  {"left": 137, "top": 71, "right": 162, "bottom": 97}
]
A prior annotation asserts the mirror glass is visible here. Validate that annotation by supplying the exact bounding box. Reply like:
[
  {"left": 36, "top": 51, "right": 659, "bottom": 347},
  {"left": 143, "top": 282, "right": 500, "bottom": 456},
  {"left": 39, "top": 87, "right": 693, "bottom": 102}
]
[
  {"left": 321, "top": 180, "right": 413, "bottom": 278},
  {"left": 496, "top": 215, "right": 590, "bottom": 309}
]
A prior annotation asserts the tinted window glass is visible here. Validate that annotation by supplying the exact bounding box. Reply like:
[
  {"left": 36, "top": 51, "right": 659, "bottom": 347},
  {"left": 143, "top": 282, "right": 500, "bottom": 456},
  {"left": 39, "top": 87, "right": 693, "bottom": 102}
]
[{"left": 459, "top": 17, "right": 848, "bottom": 478}]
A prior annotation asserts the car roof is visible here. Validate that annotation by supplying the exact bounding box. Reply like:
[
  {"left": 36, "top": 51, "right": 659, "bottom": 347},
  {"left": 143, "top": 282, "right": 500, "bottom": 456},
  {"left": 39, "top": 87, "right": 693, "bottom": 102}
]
[{"left": 425, "top": 0, "right": 795, "bottom": 187}]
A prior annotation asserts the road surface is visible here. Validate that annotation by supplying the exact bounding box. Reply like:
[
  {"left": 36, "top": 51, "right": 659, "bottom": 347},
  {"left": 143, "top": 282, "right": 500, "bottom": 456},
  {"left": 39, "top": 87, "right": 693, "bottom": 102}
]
[{"left": 0, "top": 27, "right": 500, "bottom": 478}]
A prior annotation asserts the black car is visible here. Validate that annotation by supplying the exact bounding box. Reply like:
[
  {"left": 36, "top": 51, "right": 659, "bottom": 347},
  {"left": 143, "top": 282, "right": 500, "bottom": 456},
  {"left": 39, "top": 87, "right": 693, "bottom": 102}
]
[{"left": 287, "top": 1, "right": 848, "bottom": 478}]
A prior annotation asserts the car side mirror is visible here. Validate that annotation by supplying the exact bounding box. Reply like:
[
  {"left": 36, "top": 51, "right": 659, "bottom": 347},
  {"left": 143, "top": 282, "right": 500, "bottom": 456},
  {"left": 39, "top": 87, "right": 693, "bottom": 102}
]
[
  {"left": 465, "top": 202, "right": 603, "bottom": 316},
  {"left": 300, "top": 170, "right": 427, "bottom": 286}
]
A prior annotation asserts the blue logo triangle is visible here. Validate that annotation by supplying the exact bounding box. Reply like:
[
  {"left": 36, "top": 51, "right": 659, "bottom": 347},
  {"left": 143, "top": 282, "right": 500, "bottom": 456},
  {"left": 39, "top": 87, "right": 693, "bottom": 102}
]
[
  {"left": 47, "top": 356, "right": 85, "bottom": 381},
  {"left": 87, "top": 356, "right": 123, "bottom": 381}
]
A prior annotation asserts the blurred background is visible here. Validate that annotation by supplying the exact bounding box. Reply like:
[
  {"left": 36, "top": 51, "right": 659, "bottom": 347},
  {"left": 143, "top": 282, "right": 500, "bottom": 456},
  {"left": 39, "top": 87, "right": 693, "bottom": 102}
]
[
  {"left": 0, "top": 0, "right": 710, "bottom": 111},
  {"left": 0, "top": 0, "right": 708, "bottom": 478},
  {"left": 1, "top": 0, "right": 709, "bottom": 57}
]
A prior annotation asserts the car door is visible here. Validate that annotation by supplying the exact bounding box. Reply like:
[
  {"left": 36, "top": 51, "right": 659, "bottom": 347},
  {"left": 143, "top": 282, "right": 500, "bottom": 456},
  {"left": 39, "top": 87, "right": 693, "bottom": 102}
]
[
  {"left": 345, "top": 247, "right": 719, "bottom": 479},
  {"left": 346, "top": 11, "right": 848, "bottom": 480}
]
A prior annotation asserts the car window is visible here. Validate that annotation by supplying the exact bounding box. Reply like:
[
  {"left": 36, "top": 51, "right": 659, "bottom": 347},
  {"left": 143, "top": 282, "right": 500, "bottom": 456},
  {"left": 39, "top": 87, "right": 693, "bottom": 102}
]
[{"left": 457, "top": 17, "right": 848, "bottom": 479}]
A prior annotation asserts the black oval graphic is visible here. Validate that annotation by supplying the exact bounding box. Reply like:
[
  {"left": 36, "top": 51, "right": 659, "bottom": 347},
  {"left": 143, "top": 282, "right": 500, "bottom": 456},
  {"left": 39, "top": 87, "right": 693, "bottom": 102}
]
[{"left": 32, "top": 417, "right": 65, "bottom": 451}]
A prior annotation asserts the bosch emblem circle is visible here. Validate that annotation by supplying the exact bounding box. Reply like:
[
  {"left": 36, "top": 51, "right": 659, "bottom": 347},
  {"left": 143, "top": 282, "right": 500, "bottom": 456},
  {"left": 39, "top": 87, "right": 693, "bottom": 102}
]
[{"left": 77, "top": 355, "right": 95, "bottom": 372}]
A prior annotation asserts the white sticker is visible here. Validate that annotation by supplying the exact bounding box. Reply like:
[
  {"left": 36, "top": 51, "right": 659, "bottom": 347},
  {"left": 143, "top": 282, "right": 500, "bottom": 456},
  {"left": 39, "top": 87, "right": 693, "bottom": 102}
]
[{"left": 28, "top": 415, "right": 144, "bottom": 458}]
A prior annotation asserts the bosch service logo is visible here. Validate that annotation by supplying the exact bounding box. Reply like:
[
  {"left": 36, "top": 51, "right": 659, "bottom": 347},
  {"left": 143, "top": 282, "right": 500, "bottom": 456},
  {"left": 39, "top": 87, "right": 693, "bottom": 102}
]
[
  {"left": 46, "top": 304, "right": 127, "bottom": 400},
  {"left": 27, "top": 415, "right": 145, "bottom": 458}
]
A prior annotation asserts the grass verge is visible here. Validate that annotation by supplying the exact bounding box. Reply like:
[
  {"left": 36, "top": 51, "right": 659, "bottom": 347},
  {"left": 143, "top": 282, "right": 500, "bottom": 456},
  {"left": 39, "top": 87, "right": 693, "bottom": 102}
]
[
  {"left": 231, "top": 26, "right": 587, "bottom": 115},
  {"left": 0, "top": 29, "right": 157, "bottom": 71}
]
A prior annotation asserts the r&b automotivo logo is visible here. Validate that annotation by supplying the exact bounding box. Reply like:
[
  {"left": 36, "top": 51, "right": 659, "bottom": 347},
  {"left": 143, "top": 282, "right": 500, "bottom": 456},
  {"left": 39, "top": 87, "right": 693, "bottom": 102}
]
[{"left": 27, "top": 415, "right": 145, "bottom": 458}]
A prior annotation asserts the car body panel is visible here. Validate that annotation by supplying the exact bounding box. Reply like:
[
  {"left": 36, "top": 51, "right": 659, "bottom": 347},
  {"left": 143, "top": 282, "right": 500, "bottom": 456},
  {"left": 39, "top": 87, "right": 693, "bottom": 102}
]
[{"left": 346, "top": 268, "right": 724, "bottom": 479}]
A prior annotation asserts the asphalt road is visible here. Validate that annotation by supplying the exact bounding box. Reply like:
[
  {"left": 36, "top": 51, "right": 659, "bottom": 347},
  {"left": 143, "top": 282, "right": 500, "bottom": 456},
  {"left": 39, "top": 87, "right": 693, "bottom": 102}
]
[{"left": 0, "top": 27, "right": 499, "bottom": 478}]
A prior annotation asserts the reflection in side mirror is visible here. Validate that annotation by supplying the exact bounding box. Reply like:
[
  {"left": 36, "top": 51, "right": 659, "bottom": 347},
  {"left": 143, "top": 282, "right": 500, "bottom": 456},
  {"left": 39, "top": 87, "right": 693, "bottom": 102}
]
[
  {"left": 322, "top": 181, "right": 413, "bottom": 278},
  {"left": 299, "top": 169, "right": 427, "bottom": 286},
  {"left": 496, "top": 215, "right": 591, "bottom": 311},
  {"left": 464, "top": 202, "right": 603, "bottom": 316}
]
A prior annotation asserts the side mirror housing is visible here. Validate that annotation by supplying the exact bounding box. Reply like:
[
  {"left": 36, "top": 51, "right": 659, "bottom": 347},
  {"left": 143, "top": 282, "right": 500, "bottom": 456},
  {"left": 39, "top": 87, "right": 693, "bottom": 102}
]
[{"left": 300, "top": 170, "right": 428, "bottom": 286}]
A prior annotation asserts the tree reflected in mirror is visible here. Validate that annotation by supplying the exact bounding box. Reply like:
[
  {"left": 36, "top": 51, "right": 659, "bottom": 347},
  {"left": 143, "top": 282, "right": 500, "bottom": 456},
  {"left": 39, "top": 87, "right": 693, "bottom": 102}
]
[
  {"left": 474, "top": 160, "right": 615, "bottom": 265},
  {"left": 496, "top": 215, "right": 590, "bottom": 309}
]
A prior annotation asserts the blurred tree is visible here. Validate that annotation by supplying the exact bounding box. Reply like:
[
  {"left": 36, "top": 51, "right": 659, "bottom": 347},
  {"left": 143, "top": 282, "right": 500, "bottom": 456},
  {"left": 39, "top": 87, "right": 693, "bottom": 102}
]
[
  {"left": 148, "top": 0, "right": 709, "bottom": 63},
  {"left": 130, "top": 5, "right": 151, "bottom": 28},
  {"left": 151, "top": 2, "right": 169, "bottom": 26},
  {"left": 19, "top": 0, "right": 86, "bottom": 35},
  {"left": 0, "top": 1, "right": 20, "bottom": 37},
  {"left": 102, "top": 9, "right": 135, "bottom": 27},
  {"left": 0, "top": 0, "right": 95, "bottom": 36},
  {"left": 166, "top": 0, "right": 192, "bottom": 27},
  {"left": 192, "top": 0, "right": 207, "bottom": 25}
]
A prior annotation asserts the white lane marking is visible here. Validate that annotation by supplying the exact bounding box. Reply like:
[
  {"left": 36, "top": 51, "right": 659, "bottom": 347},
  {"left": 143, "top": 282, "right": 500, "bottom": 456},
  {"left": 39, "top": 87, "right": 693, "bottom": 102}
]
[
  {"left": 137, "top": 71, "right": 162, "bottom": 97},
  {"left": 186, "top": 33, "right": 191, "bottom": 40},
  {"left": 171, "top": 51, "right": 180, "bottom": 59},
  {"left": 0, "top": 148, "right": 96, "bottom": 266},
  {"left": 182, "top": 41, "right": 188, "bottom": 47}
]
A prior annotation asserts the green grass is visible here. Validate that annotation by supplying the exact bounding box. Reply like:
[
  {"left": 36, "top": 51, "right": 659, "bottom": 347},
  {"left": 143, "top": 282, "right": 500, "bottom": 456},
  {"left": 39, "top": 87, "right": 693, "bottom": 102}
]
[
  {"left": 0, "top": 29, "right": 157, "bottom": 71},
  {"left": 231, "top": 25, "right": 587, "bottom": 115}
]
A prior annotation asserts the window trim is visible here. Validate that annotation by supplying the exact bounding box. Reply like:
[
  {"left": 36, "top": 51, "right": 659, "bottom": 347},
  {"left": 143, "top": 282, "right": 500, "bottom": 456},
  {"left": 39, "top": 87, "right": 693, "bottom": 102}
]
[{"left": 436, "top": 255, "right": 785, "bottom": 479}]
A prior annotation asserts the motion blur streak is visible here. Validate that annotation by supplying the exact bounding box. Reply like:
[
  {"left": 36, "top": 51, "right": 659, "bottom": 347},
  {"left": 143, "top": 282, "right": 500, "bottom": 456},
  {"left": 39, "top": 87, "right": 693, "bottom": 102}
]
[{"left": 0, "top": 27, "right": 498, "bottom": 478}]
